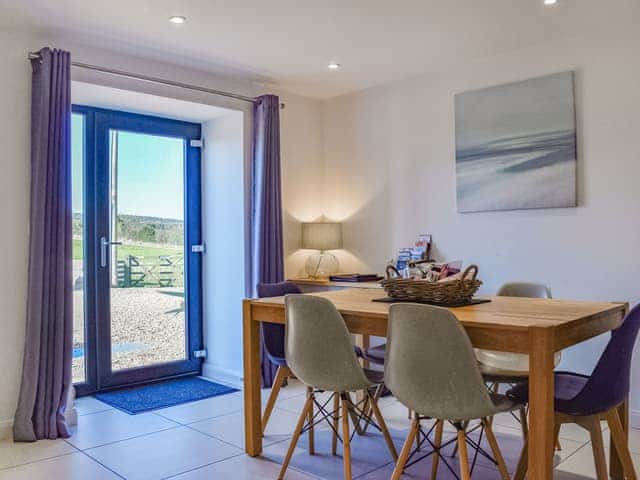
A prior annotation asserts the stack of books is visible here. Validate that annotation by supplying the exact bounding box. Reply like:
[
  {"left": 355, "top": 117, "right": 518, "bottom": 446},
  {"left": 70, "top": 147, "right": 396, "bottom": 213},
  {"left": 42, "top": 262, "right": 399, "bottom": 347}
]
[{"left": 396, "top": 233, "right": 432, "bottom": 270}]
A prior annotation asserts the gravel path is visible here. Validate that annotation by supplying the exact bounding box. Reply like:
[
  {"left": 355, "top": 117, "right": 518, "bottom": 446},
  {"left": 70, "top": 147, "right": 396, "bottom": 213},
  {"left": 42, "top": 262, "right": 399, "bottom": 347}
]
[{"left": 73, "top": 287, "right": 186, "bottom": 383}]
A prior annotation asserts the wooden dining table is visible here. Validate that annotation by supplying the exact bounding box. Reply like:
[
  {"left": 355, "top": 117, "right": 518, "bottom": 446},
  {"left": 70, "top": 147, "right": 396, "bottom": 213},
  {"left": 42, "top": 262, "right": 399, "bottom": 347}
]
[{"left": 243, "top": 288, "right": 629, "bottom": 480}]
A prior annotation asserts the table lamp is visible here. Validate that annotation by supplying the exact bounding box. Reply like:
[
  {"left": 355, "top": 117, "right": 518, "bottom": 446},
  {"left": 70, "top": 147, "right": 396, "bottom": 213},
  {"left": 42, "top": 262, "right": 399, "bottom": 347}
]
[{"left": 301, "top": 222, "right": 342, "bottom": 278}]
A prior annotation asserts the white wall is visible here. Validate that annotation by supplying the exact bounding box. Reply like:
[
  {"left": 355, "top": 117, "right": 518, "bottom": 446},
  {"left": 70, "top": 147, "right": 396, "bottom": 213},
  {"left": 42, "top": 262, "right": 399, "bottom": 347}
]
[
  {"left": 322, "top": 34, "right": 640, "bottom": 420},
  {"left": 0, "top": 27, "right": 324, "bottom": 435},
  {"left": 201, "top": 112, "right": 245, "bottom": 386},
  {"left": 201, "top": 96, "right": 326, "bottom": 384},
  {"left": 0, "top": 29, "right": 33, "bottom": 438},
  {"left": 280, "top": 94, "right": 326, "bottom": 277}
]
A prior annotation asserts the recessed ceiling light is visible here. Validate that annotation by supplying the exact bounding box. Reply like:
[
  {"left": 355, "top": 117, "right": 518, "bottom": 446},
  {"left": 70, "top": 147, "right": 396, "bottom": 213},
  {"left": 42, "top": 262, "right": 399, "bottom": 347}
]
[
  {"left": 169, "top": 16, "right": 186, "bottom": 24},
  {"left": 544, "top": 0, "right": 557, "bottom": 5},
  {"left": 328, "top": 63, "right": 341, "bottom": 70}
]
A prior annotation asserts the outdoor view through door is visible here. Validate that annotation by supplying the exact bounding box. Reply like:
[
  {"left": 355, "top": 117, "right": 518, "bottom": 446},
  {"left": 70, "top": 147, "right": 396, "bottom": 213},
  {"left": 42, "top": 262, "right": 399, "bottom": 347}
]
[
  {"left": 72, "top": 106, "right": 203, "bottom": 393},
  {"left": 108, "top": 130, "right": 187, "bottom": 372}
]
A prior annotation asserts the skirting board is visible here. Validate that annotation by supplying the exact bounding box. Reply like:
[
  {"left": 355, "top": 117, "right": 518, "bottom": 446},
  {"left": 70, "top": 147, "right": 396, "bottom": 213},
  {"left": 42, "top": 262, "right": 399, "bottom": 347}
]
[
  {"left": 0, "top": 418, "right": 12, "bottom": 440},
  {"left": 201, "top": 363, "right": 243, "bottom": 390},
  {"left": 630, "top": 409, "right": 640, "bottom": 430}
]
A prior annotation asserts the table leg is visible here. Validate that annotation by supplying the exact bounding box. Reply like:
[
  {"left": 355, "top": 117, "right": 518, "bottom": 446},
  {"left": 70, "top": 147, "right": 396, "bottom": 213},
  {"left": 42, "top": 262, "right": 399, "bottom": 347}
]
[
  {"left": 610, "top": 398, "right": 629, "bottom": 479},
  {"left": 243, "top": 299, "right": 262, "bottom": 456},
  {"left": 528, "top": 327, "right": 555, "bottom": 480}
]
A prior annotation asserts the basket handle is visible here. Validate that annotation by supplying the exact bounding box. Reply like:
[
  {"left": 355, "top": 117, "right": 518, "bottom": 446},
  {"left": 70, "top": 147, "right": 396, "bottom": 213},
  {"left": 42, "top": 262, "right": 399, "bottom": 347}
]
[
  {"left": 460, "top": 264, "right": 479, "bottom": 281},
  {"left": 386, "top": 265, "right": 401, "bottom": 279}
]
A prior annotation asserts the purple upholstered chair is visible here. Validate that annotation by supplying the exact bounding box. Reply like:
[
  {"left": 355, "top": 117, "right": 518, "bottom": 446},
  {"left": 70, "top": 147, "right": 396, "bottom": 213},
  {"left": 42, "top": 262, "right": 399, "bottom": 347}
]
[
  {"left": 509, "top": 303, "right": 640, "bottom": 480},
  {"left": 257, "top": 282, "right": 302, "bottom": 434}
]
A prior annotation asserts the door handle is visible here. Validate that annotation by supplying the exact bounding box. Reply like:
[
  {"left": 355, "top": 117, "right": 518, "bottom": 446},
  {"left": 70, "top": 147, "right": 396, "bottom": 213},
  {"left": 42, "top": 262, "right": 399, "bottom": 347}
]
[{"left": 100, "top": 237, "right": 123, "bottom": 268}]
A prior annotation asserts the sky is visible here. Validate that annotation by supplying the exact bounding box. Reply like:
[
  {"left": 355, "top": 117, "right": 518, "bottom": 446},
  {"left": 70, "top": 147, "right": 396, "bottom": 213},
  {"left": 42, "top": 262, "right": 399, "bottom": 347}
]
[
  {"left": 72, "top": 113, "right": 185, "bottom": 221},
  {"left": 454, "top": 71, "right": 576, "bottom": 150}
]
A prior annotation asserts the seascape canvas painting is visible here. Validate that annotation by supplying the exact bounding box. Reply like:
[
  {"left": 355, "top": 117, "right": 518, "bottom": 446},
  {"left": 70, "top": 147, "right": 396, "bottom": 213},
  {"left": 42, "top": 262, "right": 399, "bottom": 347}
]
[{"left": 455, "top": 72, "right": 577, "bottom": 213}]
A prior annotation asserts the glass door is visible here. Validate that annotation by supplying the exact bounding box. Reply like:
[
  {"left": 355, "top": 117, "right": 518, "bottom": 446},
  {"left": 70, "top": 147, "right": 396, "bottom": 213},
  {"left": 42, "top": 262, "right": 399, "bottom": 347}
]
[{"left": 74, "top": 105, "right": 203, "bottom": 392}]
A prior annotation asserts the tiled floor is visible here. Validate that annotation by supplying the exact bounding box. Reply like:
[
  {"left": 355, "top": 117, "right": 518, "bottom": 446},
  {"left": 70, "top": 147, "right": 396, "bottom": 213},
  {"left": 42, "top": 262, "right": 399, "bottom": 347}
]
[{"left": 1, "top": 380, "right": 639, "bottom": 479}]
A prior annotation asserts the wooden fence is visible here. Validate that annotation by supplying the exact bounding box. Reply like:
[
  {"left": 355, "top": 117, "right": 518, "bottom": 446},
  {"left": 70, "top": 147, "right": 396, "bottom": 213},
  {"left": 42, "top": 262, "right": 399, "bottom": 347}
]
[{"left": 116, "top": 254, "right": 184, "bottom": 288}]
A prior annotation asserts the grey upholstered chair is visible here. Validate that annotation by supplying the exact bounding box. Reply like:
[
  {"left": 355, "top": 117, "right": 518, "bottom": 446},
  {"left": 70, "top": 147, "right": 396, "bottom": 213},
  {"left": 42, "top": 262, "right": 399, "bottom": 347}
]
[
  {"left": 496, "top": 282, "right": 552, "bottom": 299},
  {"left": 385, "top": 303, "right": 523, "bottom": 480},
  {"left": 278, "top": 294, "right": 398, "bottom": 480},
  {"left": 478, "top": 282, "right": 554, "bottom": 383}
]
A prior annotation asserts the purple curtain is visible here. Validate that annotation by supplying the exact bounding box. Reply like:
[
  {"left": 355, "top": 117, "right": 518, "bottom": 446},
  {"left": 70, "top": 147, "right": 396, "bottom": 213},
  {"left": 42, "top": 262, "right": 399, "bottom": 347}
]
[
  {"left": 251, "top": 95, "right": 284, "bottom": 387},
  {"left": 13, "top": 48, "right": 73, "bottom": 441}
]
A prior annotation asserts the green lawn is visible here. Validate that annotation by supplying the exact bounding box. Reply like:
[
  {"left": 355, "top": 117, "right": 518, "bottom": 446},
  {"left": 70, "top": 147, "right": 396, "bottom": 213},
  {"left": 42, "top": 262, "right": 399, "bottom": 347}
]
[
  {"left": 73, "top": 239, "right": 181, "bottom": 260},
  {"left": 72, "top": 239, "right": 84, "bottom": 260}
]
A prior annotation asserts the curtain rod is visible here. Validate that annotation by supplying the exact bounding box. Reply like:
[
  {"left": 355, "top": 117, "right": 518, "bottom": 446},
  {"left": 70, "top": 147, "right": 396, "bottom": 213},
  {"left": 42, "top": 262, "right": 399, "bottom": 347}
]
[{"left": 28, "top": 51, "right": 285, "bottom": 109}]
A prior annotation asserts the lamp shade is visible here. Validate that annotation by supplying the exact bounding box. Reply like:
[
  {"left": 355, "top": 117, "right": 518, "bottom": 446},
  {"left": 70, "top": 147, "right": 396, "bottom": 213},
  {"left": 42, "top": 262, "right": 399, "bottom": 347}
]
[{"left": 301, "top": 222, "right": 342, "bottom": 251}]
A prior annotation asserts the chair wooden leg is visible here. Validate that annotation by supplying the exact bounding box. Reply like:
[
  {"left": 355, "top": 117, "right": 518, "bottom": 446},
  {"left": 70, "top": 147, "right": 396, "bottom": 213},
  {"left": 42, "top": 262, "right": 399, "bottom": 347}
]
[
  {"left": 450, "top": 420, "right": 468, "bottom": 458},
  {"left": 551, "top": 410, "right": 561, "bottom": 451},
  {"left": 331, "top": 393, "right": 340, "bottom": 456},
  {"left": 483, "top": 419, "right": 511, "bottom": 480},
  {"left": 554, "top": 421, "right": 561, "bottom": 454},
  {"left": 391, "top": 417, "right": 420, "bottom": 480},
  {"left": 368, "top": 390, "right": 398, "bottom": 460},
  {"left": 519, "top": 407, "right": 528, "bottom": 439},
  {"left": 583, "top": 416, "right": 608, "bottom": 480},
  {"left": 488, "top": 383, "right": 499, "bottom": 426},
  {"left": 359, "top": 391, "right": 370, "bottom": 432},
  {"left": 278, "top": 395, "right": 313, "bottom": 480},
  {"left": 262, "top": 366, "right": 288, "bottom": 434},
  {"left": 457, "top": 427, "right": 471, "bottom": 480},
  {"left": 306, "top": 386, "right": 315, "bottom": 455},
  {"left": 514, "top": 437, "right": 528, "bottom": 480},
  {"left": 361, "top": 384, "right": 383, "bottom": 435},
  {"left": 341, "top": 394, "right": 353, "bottom": 480},
  {"left": 606, "top": 408, "right": 638, "bottom": 480},
  {"left": 347, "top": 392, "right": 366, "bottom": 435},
  {"left": 430, "top": 420, "right": 444, "bottom": 480}
]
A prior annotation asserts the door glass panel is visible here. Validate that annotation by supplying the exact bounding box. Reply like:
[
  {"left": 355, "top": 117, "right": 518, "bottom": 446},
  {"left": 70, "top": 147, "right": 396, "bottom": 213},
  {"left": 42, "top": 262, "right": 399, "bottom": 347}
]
[
  {"left": 72, "top": 113, "right": 87, "bottom": 384},
  {"left": 108, "top": 130, "right": 187, "bottom": 371}
]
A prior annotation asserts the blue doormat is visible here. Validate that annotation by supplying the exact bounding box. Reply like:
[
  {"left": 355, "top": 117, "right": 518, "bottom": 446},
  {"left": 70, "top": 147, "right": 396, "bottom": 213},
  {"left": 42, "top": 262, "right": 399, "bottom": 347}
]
[{"left": 94, "top": 377, "right": 238, "bottom": 415}]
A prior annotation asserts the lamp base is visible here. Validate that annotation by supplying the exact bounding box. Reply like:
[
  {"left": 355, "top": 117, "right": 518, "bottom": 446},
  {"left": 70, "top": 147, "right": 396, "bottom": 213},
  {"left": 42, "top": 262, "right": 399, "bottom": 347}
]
[{"left": 305, "top": 252, "right": 339, "bottom": 278}]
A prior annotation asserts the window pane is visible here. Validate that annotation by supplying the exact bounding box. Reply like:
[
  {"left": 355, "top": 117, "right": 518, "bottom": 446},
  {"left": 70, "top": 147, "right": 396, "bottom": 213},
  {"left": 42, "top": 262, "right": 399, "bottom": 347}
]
[
  {"left": 72, "top": 113, "right": 86, "bottom": 384},
  {"left": 109, "top": 130, "right": 187, "bottom": 371}
]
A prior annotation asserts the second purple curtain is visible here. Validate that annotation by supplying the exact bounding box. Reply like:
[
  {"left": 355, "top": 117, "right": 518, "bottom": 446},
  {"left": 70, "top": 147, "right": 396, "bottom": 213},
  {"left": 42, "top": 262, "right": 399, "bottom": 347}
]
[
  {"left": 13, "top": 48, "right": 73, "bottom": 441},
  {"left": 251, "top": 95, "right": 284, "bottom": 387}
]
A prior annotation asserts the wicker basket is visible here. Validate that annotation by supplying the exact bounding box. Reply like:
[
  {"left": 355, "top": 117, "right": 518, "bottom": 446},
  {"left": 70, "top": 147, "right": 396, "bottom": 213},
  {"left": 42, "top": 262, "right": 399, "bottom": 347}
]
[{"left": 380, "top": 264, "right": 482, "bottom": 305}]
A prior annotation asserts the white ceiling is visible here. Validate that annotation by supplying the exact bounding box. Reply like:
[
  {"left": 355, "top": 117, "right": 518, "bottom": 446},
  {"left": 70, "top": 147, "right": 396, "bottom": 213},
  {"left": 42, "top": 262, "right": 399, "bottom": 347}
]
[
  {"left": 2, "top": 0, "right": 638, "bottom": 99},
  {"left": 72, "top": 81, "right": 232, "bottom": 122}
]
